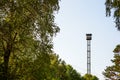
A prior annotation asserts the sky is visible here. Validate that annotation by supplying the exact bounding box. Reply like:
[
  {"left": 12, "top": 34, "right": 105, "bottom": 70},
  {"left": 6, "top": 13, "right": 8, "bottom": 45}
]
[{"left": 53, "top": 0, "right": 120, "bottom": 80}]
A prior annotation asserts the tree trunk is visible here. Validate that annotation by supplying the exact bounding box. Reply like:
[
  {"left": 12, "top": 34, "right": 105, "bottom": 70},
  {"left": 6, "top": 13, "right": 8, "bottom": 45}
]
[{"left": 3, "top": 48, "right": 11, "bottom": 80}]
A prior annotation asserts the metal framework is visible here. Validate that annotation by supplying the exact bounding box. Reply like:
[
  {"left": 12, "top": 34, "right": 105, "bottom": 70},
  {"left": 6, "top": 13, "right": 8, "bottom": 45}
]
[{"left": 86, "top": 34, "right": 92, "bottom": 74}]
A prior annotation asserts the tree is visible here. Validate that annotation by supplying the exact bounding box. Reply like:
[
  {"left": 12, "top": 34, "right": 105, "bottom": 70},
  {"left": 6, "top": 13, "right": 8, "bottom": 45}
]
[
  {"left": 0, "top": 0, "right": 60, "bottom": 79},
  {"left": 48, "top": 53, "right": 82, "bottom": 80},
  {"left": 49, "top": 53, "right": 69, "bottom": 80},
  {"left": 66, "top": 65, "right": 82, "bottom": 80},
  {"left": 105, "top": 0, "right": 120, "bottom": 30},
  {"left": 49, "top": 53, "right": 68, "bottom": 80},
  {"left": 82, "top": 74, "right": 99, "bottom": 80},
  {"left": 103, "top": 44, "right": 120, "bottom": 80}
]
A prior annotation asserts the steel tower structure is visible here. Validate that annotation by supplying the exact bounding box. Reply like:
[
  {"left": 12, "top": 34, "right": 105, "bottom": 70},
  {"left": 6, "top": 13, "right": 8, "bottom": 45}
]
[{"left": 86, "top": 34, "right": 92, "bottom": 74}]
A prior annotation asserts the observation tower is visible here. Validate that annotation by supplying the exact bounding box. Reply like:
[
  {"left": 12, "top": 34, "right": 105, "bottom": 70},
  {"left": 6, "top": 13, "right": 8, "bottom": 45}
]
[{"left": 86, "top": 34, "right": 92, "bottom": 74}]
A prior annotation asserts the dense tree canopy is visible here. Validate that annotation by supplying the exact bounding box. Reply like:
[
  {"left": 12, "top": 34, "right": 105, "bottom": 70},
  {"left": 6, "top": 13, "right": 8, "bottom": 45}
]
[
  {"left": 49, "top": 53, "right": 82, "bottom": 80},
  {"left": 0, "top": 0, "right": 60, "bottom": 79},
  {"left": 103, "top": 45, "right": 120, "bottom": 80},
  {"left": 105, "top": 0, "right": 120, "bottom": 30}
]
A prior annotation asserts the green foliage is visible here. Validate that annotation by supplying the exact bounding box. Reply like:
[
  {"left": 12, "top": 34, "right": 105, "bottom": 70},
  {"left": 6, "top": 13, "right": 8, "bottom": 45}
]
[
  {"left": 105, "top": 0, "right": 120, "bottom": 30},
  {"left": 113, "top": 44, "right": 120, "bottom": 53},
  {"left": 49, "top": 53, "right": 82, "bottom": 80},
  {"left": 66, "top": 65, "right": 82, "bottom": 80},
  {"left": 103, "top": 45, "right": 120, "bottom": 79},
  {"left": 0, "top": 0, "right": 60, "bottom": 79},
  {"left": 82, "top": 74, "right": 99, "bottom": 80}
]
